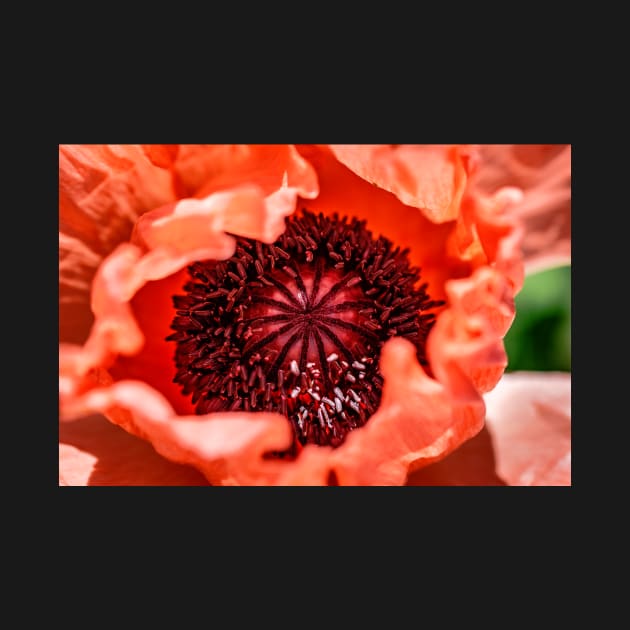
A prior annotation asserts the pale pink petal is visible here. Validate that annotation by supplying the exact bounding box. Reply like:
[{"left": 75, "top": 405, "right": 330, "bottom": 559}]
[
  {"left": 483, "top": 371, "right": 571, "bottom": 486},
  {"left": 473, "top": 145, "right": 571, "bottom": 274}
]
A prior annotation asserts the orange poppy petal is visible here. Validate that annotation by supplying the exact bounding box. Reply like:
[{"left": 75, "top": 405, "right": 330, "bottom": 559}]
[
  {"left": 330, "top": 337, "right": 485, "bottom": 484},
  {"left": 61, "top": 381, "right": 292, "bottom": 485},
  {"left": 296, "top": 145, "right": 464, "bottom": 306},
  {"left": 59, "top": 144, "right": 526, "bottom": 485},
  {"left": 59, "top": 145, "right": 177, "bottom": 345},
  {"left": 134, "top": 186, "right": 293, "bottom": 258},
  {"left": 483, "top": 371, "right": 571, "bottom": 486},
  {"left": 60, "top": 143, "right": 320, "bottom": 396},
  {"left": 472, "top": 144, "right": 571, "bottom": 274},
  {"left": 59, "top": 414, "right": 209, "bottom": 486},
  {"left": 141, "top": 144, "right": 179, "bottom": 169},
  {"left": 169, "top": 144, "right": 319, "bottom": 201},
  {"left": 328, "top": 144, "right": 472, "bottom": 223},
  {"left": 59, "top": 232, "right": 101, "bottom": 345},
  {"left": 59, "top": 146, "right": 323, "bottom": 485},
  {"left": 59, "top": 144, "right": 176, "bottom": 257}
]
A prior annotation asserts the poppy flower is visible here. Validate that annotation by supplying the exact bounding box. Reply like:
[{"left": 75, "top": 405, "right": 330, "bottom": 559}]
[{"left": 59, "top": 144, "right": 570, "bottom": 486}]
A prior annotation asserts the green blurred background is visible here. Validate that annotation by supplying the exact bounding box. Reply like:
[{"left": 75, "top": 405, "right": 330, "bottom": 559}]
[{"left": 504, "top": 265, "right": 571, "bottom": 372}]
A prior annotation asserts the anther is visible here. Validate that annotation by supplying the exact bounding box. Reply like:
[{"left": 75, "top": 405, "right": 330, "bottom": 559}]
[{"left": 168, "top": 208, "right": 443, "bottom": 455}]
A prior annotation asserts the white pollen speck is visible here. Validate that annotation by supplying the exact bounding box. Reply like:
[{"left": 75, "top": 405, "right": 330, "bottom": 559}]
[
  {"left": 327, "top": 353, "right": 338, "bottom": 362},
  {"left": 317, "top": 407, "right": 325, "bottom": 428}
]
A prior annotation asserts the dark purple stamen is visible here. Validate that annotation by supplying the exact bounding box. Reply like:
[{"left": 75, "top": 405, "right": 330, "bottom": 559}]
[{"left": 167, "top": 209, "right": 443, "bottom": 456}]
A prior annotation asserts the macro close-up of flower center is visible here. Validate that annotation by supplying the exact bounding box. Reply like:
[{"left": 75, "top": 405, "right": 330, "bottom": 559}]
[
  {"left": 169, "top": 209, "right": 442, "bottom": 454},
  {"left": 59, "top": 144, "right": 571, "bottom": 486}
]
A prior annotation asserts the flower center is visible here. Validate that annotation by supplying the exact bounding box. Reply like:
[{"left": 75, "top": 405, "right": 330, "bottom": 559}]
[{"left": 167, "top": 209, "right": 442, "bottom": 456}]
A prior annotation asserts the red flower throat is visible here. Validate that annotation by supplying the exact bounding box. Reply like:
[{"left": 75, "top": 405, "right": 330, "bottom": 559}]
[{"left": 168, "top": 209, "right": 442, "bottom": 455}]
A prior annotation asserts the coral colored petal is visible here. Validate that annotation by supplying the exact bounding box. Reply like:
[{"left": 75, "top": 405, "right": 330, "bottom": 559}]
[
  {"left": 59, "top": 145, "right": 176, "bottom": 257},
  {"left": 59, "top": 145, "right": 177, "bottom": 345},
  {"left": 60, "top": 146, "right": 321, "bottom": 480},
  {"left": 473, "top": 145, "right": 571, "bottom": 274},
  {"left": 141, "top": 144, "right": 179, "bottom": 169},
  {"left": 329, "top": 144, "right": 472, "bottom": 223},
  {"left": 59, "top": 233, "right": 101, "bottom": 345},
  {"left": 61, "top": 182, "right": 307, "bottom": 397},
  {"left": 296, "top": 145, "right": 462, "bottom": 304},
  {"left": 329, "top": 337, "right": 485, "bottom": 485},
  {"left": 483, "top": 372, "right": 571, "bottom": 486},
  {"left": 429, "top": 265, "right": 516, "bottom": 397},
  {"left": 274, "top": 446, "right": 334, "bottom": 486},
  {"left": 147, "top": 144, "right": 320, "bottom": 245},
  {"left": 60, "top": 381, "right": 292, "bottom": 485},
  {"left": 133, "top": 186, "right": 288, "bottom": 260},
  {"left": 59, "top": 414, "right": 209, "bottom": 486},
  {"left": 171, "top": 144, "right": 319, "bottom": 201},
  {"left": 60, "top": 144, "right": 526, "bottom": 485},
  {"left": 295, "top": 147, "right": 523, "bottom": 479}
]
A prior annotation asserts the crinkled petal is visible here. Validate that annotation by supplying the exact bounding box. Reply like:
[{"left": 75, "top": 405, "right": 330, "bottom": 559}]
[
  {"left": 59, "top": 146, "right": 322, "bottom": 485},
  {"left": 407, "top": 371, "right": 571, "bottom": 485},
  {"left": 331, "top": 337, "right": 485, "bottom": 484},
  {"left": 59, "top": 232, "right": 101, "bottom": 345},
  {"left": 59, "top": 145, "right": 177, "bottom": 344},
  {"left": 134, "top": 186, "right": 284, "bottom": 259},
  {"left": 60, "top": 144, "right": 525, "bottom": 485},
  {"left": 483, "top": 371, "right": 571, "bottom": 486},
  {"left": 286, "top": 146, "right": 524, "bottom": 480},
  {"left": 329, "top": 144, "right": 472, "bottom": 223},
  {"left": 61, "top": 382, "right": 292, "bottom": 485},
  {"left": 60, "top": 144, "right": 320, "bottom": 401},
  {"left": 169, "top": 144, "right": 319, "bottom": 201},
  {"left": 59, "top": 144, "right": 176, "bottom": 257},
  {"left": 59, "top": 414, "right": 209, "bottom": 486},
  {"left": 297, "top": 145, "right": 463, "bottom": 305},
  {"left": 473, "top": 145, "right": 571, "bottom": 274}
]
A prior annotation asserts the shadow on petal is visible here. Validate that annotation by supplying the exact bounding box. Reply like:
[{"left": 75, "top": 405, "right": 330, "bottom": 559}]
[
  {"left": 59, "top": 414, "right": 209, "bottom": 486},
  {"left": 405, "top": 426, "right": 506, "bottom": 486}
]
